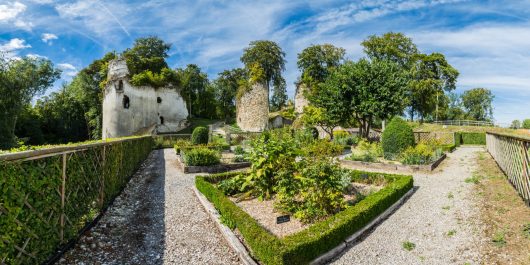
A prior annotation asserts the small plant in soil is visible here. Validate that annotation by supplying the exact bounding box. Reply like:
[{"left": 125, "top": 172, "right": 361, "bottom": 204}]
[
  {"left": 465, "top": 175, "right": 481, "bottom": 184},
  {"left": 447, "top": 192, "right": 454, "bottom": 199},
  {"left": 442, "top": 205, "right": 451, "bottom": 210},
  {"left": 446, "top": 229, "right": 457, "bottom": 237},
  {"left": 402, "top": 241, "right": 416, "bottom": 251},
  {"left": 522, "top": 223, "right": 530, "bottom": 239},
  {"left": 492, "top": 231, "right": 507, "bottom": 247}
]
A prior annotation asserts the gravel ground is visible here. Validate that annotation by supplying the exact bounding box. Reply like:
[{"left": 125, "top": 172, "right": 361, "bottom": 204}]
[
  {"left": 331, "top": 146, "right": 486, "bottom": 265},
  {"left": 58, "top": 148, "right": 240, "bottom": 265}
]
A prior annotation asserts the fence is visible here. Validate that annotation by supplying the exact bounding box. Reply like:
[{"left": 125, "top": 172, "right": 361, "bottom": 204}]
[
  {"left": 432, "top": 120, "right": 494, "bottom": 127},
  {"left": 486, "top": 132, "right": 530, "bottom": 206},
  {"left": 0, "top": 136, "right": 153, "bottom": 264},
  {"left": 413, "top": 132, "right": 455, "bottom": 145}
]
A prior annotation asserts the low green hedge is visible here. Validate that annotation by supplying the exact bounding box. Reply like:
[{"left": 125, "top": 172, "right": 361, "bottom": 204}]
[
  {"left": 182, "top": 148, "right": 220, "bottom": 166},
  {"left": 439, "top": 143, "right": 456, "bottom": 153},
  {"left": 153, "top": 134, "right": 191, "bottom": 149},
  {"left": 196, "top": 170, "right": 413, "bottom": 264},
  {"left": 454, "top": 132, "right": 486, "bottom": 145}
]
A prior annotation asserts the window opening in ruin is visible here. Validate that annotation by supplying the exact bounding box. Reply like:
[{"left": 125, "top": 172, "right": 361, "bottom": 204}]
[
  {"left": 157, "top": 97, "right": 162, "bottom": 103},
  {"left": 118, "top": 80, "right": 124, "bottom": 91},
  {"left": 123, "top": 95, "right": 130, "bottom": 109},
  {"left": 160, "top": 116, "right": 164, "bottom": 125}
]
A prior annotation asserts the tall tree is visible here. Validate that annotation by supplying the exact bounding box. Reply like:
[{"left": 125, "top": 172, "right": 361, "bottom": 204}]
[
  {"left": 523, "top": 119, "right": 530, "bottom": 129},
  {"left": 0, "top": 56, "right": 60, "bottom": 149},
  {"left": 213, "top": 68, "right": 247, "bottom": 121},
  {"left": 297, "top": 44, "right": 346, "bottom": 91},
  {"left": 511, "top": 120, "right": 521, "bottom": 129},
  {"left": 361, "top": 32, "right": 419, "bottom": 69},
  {"left": 461, "top": 88, "right": 494, "bottom": 121},
  {"left": 240, "top": 40, "right": 287, "bottom": 111},
  {"left": 409, "top": 53, "right": 459, "bottom": 123},
  {"left": 177, "top": 64, "right": 209, "bottom": 118},
  {"left": 123, "top": 36, "right": 170, "bottom": 75}
]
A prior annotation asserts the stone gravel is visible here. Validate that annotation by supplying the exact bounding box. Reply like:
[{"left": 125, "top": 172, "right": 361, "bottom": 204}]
[
  {"left": 58, "top": 148, "right": 240, "bottom": 265},
  {"left": 331, "top": 147, "right": 486, "bottom": 265}
]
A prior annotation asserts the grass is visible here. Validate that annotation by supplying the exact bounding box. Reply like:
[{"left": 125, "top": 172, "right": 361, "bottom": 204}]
[
  {"left": 465, "top": 175, "right": 481, "bottom": 184},
  {"left": 492, "top": 230, "right": 507, "bottom": 247},
  {"left": 446, "top": 229, "right": 457, "bottom": 237},
  {"left": 447, "top": 192, "right": 454, "bottom": 199},
  {"left": 523, "top": 223, "right": 530, "bottom": 239},
  {"left": 442, "top": 205, "right": 451, "bottom": 210},
  {"left": 402, "top": 241, "right": 416, "bottom": 251}
]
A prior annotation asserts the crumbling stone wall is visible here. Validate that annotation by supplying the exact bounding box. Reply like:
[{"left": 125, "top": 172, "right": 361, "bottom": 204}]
[
  {"left": 236, "top": 82, "right": 269, "bottom": 132},
  {"left": 294, "top": 83, "right": 310, "bottom": 114}
]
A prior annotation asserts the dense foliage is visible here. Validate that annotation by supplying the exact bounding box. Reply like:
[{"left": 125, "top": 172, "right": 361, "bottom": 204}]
[
  {"left": 297, "top": 44, "right": 345, "bottom": 91},
  {"left": 191, "top": 126, "right": 209, "bottom": 145},
  {"left": 523, "top": 119, "right": 530, "bottom": 129},
  {"left": 400, "top": 143, "right": 441, "bottom": 165},
  {"left": 381, "top": 117, "right": 415, "bottom": 159},
  {"left": 348, "top": 139, "right": 383, "bottom": 162},
  {"left": 182, "top": 147, "right": 221, "bottom": 166},
  {"left": 461, "top": 88, "right": 494, "bottom": 121}
]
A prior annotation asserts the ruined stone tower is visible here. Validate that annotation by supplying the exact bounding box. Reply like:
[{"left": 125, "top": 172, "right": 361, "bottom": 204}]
[
  {"left": 294, "top": 82, "right": 310, "bottom": 115},
  {"left": 102, "top": 58, "right": 188, "bottom": 139},
  {"left": 236, "top": 82, "right": 269, "bottom": 132}
]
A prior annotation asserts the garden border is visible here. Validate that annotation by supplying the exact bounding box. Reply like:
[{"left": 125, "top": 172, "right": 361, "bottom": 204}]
[
  {"left": 340, "top": 153, "right": 446, "bottom": 172},
  {"left": 175, "top": 155, "right": 250, "bottom": 173}
]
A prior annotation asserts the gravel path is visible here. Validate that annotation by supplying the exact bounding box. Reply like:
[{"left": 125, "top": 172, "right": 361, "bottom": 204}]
[
  {"left": 59, "top": 149, "right": 240, "bottom": 265},
  {"left": 331, "top": 146, "right": 485, "bottom": 265}
]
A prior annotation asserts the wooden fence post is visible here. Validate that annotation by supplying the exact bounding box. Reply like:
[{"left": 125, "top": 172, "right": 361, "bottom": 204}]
[{"left": 60, "top": 153, "right": 66, "bottom": 243}]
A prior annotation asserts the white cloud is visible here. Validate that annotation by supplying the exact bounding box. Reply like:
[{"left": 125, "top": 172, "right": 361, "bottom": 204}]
[
  {"left": 26, "top": 53, "right": 48, "bottom": 59},
  {"left": 0, "top": 38, "right": 31, "bottom": 52},
  {"left": 0, "top": 1, "right": 32, "bottom": 30},
  {"left": 57, "top": 63, "right": 78, "bottom": 76},
  {"left": 41, "top": 33, "right": 58, "bottom": 44}
]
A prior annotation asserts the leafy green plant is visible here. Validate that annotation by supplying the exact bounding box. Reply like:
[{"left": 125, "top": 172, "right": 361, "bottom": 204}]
[
  {"left": 447, "top": 229, "right": 457, "bottom": 237},
  {"left": 492, "top": 230, "right": 506, "bottom": 247},
  {"left": 182, "top": 147, "right": 220, "bottom": 166},
  {"left": 465, "top": 175, "right": 481, "bottom": 184},
  {"left": 191, "top": 126, "right": 209, "bottom": 145},
  {"left": 522, "top": 223, "right": 530, "bottom": 239},
  {"left": 402, "top": 241, "right": 416, "bottom": 251},
  {"left": 381, "top": 117, "right": 415, "bottom": 159},
  {"left": 302, "top": 139, "right": 344, "bottom": 158},
  {"left": 400, "top": 144, "right": 437, "bottom": 165},
  {"left": 348, "top": 139, "right": 382, "bottom": 162}
]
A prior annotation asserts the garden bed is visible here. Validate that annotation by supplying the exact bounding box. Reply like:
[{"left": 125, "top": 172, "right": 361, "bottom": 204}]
[
  {"left": 175, "top": 153, "right": 250, "bottom": 173},
  {"left": 195, "top": 170, "right": 413, "bottom": 265},
  {"left": 340, "top": 153, "right": 446, "bottom": 172}
]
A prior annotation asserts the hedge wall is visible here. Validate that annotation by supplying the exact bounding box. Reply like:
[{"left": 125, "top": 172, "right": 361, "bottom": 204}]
[
  {"left": 153, "top": 134, "right": 191, "bottom": 149},
  {"left": 196, "top": 170, "right": 413, "bottom": 265},
  {"left": 0, "top": 136, "right": 153, "bottom": 264},
  {"left": 454, "top": 132, "right": 486, "bottom": 146}
]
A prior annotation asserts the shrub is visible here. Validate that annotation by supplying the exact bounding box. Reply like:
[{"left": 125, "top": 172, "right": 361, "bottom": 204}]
[
  {"left": 400, "top": 144, "right": 438, "bottom": 165},
  {"left": 348, "top": 139, "right": 382, "bottom": 162},
  {"left": 309, "top": 127, "right": 319, "bottom": 139},
  {"left": 182, "top": 147, "right": 220, "bottom": 166},
  {"left": 333, "top": 130, "right": 349, "bottom": 139},
  {"left": 302, "top": 139, "right": 344, "bottom": 158},
  {"left": 191, "top": 126, "right": 209, "bottom": 145},
  {"left": 381, "top": 117, "right": 414, "bottom": 159},
  {"left": 276, "top": 159, "right": 350, "bottom": 223},
  {"left": 460, "top": 132, "right": 486, "bottom": 145},
  {"left": 232, "top": 145, "right": 248, "bottom": 162}
]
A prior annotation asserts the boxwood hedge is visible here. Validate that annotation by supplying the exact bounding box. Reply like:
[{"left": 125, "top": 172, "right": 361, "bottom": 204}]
[
  {"left": 454, "top": 132, "right": 486, "bottom": 146},
  {"left": 196, "top": 170, "right": 413, "bottom": 265}
]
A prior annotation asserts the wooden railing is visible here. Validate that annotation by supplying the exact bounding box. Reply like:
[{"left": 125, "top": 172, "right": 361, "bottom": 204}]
[
  {"left": 413, "top": 131, "right": 455, "bottom": 145},
  {"left": 486, "top": 132, "right": 530, "bottom": 206}
]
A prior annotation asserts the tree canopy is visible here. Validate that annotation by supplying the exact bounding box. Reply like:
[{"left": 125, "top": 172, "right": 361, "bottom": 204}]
[
  {"left": 297, "top": 44, "right": 345, "bottom": 90},
  {"left": 362, "top": 32, "right": 419, "bottom": 69},
  {"left": 461, "top": 88, "right": 494, "bottom": 121}
]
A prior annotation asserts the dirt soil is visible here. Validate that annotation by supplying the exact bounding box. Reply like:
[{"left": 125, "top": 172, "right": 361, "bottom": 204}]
[{"left": 473, "top": 151, "right": 530, "bottom": 264}]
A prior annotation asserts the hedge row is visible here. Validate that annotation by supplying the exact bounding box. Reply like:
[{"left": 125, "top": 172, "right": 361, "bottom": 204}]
[
  {"left": 454, "top": 132, "right": 486, "bottom": 146},
  {"left": 0, "top": 136, "right": 153, "bottom": 264},
  {"left": 196, "top": 170, "right": 413, "bottom": 265},
  {"left": 153, "top": 134, "right": 191, "bottom": 149}
]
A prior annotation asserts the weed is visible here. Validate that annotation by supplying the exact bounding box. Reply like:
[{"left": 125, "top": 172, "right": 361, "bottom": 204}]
[
  {"left": 447, "top": 229, "right": 457, "bottom": 237},
  {"left": 523, "top": 223, "right": 530, "bottom": 239},
  {"left": 492, "top": 231, "right": 506, "bottom": 247},
  {"left": 465, "top": 175, "right": 481, "bottom": 184},
  {"left": 478, "top": 152, "right": 486, "bottom": 160},
  {"left": 442, "top": 205, "right": 451, "bottom": 210},
  {"left": 447, "top": 192, "right": 454, "bottom": 199},
  {"left": 402, "top": 241, "right": 416, "bottom": 251}
]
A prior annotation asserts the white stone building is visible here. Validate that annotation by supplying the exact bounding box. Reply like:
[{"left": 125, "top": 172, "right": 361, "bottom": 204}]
[
  {"left": 102, "top": 58, "right": 188, "bottom": 139},
  {"left": 236, "top": 82, "right": 269, "bottom": 132},
  {"left": 294, "top": 82, "right": 310, "bottom": 115}
]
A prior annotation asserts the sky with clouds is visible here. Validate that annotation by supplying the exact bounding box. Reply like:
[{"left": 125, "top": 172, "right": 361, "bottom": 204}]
[{"left": 1, "top": 0, "right": 530, "bottom": 125}]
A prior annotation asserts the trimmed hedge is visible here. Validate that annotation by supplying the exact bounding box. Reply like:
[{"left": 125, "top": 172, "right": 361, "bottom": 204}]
[
  {"left": 454, "top": 132, "right": 486, "bottom": 145},
  {"left": 182, "top": 147, "right": 220, "bottom": 166},
  {"left": 153, "top": 134, "right": 191, "bottom": 149},
  {"left": 191, "top": 126, "right": 209, "bottom": 145},
  {"left": 381, "top": 117, "right": 415, "bottom": 159},
  {"left": 439, "top": 143, "right": 456, "bottom": 153},
  {"left": 174, "top": 143, "right": 229, "bottom": 154},
  {"left": 196, "top": 170, "right": 413, "bottom": 264},
  {"left": 0, "top": 136, "right": 153, "bottom": 264}
]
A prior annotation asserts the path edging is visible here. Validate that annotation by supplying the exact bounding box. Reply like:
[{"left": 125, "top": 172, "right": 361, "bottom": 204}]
[{"left": 193, "top": 185, "right": 414, "bottom": 265}]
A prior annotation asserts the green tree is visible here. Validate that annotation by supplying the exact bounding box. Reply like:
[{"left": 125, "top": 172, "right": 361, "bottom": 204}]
[
  {"left": 0, "top": 56, "right": 60, "bottom": 149},
  {"left": 522, "top": 119, "right": 530, "bottom": 129},
  {"left": 361, "top": 32, "right": 419, "bottom": 69},
  {"left": 511, "top": 120, "right": 521, "bottom": 129},
  {"left": 318, "top": 59, "right": 409, "bottom": 138},
  {"left": 240, "top": 40, "right": 287, "bottom": 111},
  {"left": 177, "top": 64, "right": 210, "bottom": 118},
  {"left": 409, "top": 53, "right": 459, "bottom": 123},
  {"left": 14, "top": 105, "right": 45, "bottom": 145},
  {"left": 297, "top": 44, "right": 346, "bottom": 91},
  {"left": 213, "top": 68, "right": 247, "bottom": 121},
  {"left": 461, "top": 88, "right": 494, "bottom": 121}
]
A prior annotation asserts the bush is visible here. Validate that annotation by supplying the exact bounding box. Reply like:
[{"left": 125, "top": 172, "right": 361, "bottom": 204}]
[
  {"left": 232, "top": 145, "right": 248, "bottom": 162},
  {"left": 182, "top": 147, "right": 220, "bottom": 166},
  {"left": 381, "top": 117, "right": 415, "bottom": 159},
  {"left": 191, "top": 126, "right": 209, "bottom": 145},
  {"left": 458, "top": 132, "right": 486, "bottom": 145},
  {"left": 302, "top": 139, "right": 344, "bottom": 158},
  {"left": 348, "top": 139, "right": 382, "bottom": 162},
  {"left": 309, "top": 127, "right": 319, "bottom": 139},
  {"left": 400, "top": 144, "right": 437, "bottom": 165},
  {"left": 196, "top": 170, "right": 413, "bottom": 265}
]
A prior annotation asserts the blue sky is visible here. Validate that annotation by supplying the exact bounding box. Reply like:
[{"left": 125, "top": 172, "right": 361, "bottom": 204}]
[{"left": 1, "top": 0, "right": 530, "bottom": 125}]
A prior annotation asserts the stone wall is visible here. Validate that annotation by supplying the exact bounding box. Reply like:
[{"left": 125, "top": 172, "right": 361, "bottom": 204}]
[
  {"left": 236, "top": 82, "right": 269, "bottom": 132},
  {"left": 102, "top": 59, "right": 188, "bottom": 139},
  {"left": 294, "top": 83, "right": 310, "bottom": 114}
]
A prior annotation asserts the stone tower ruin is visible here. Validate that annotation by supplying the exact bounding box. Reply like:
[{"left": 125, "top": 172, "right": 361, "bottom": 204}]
[
  {"left": 102, "top": 58, "right": 189, "bottom": 139},
  {"left": 236, "top": 82, "right": 269, "bottom": 132},
  {"left": 294, "top": 82, "right": 310, "bottom": 115}
]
